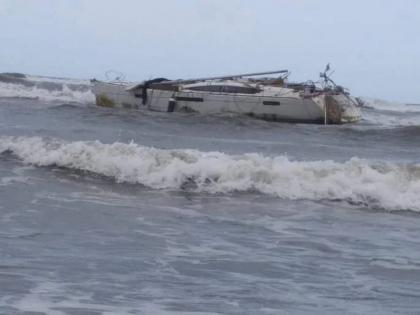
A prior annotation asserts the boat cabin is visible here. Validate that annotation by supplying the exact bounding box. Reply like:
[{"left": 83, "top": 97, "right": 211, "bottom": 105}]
[{"left": 182, "top": 81, "right": 262, "bottom": 94}]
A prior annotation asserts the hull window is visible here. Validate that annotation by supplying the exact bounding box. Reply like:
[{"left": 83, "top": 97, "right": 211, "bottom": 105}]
[
  {"left": 175, "top": 96, "right": 204, "bottom": 102},
  {"left": 263, "top": 101, "right": 281, "bottom": 106},
  {"left": 186, "top": 85, "right": 260, "bottom": 94},
  {"left": 187, "top": 86, "right": 223, "bottom": 93}
]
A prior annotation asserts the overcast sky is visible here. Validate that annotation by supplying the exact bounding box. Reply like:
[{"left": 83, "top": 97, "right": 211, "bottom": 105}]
[{"left": 1, "top": 0, "right": 419, "bottom": 102}]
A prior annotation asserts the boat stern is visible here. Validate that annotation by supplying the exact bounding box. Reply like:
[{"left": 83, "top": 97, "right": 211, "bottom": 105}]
[
  {"left": 326, "top": 94, "right": 361, "bottom": 124},
  {"left": 312, "top": 93, "right": 361, "bottom": 124}
]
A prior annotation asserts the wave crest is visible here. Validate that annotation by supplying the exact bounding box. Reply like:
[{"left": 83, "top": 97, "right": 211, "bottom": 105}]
[
  {"left": 0, "top": 74, "right": 94, "bottom": 104},
  {"left": 360, "top": 98, "right": 420, "bottom": 113},
  {"left": 1, "top": 136, "right": 419, "bottom": 211}
]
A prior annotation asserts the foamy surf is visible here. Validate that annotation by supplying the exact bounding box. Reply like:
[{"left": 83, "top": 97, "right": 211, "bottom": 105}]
[
  {"left": 360, "top": 98, "right": 420, "bottom": 113},
  {"left": 1, "top": 136, "right": 419, "bottom": 212},
  {"left": 356, "top": 98, "right": 420, "bottom": 127},
  {"left": 0, "top": 73, "right": 94, "bottom": 104}
]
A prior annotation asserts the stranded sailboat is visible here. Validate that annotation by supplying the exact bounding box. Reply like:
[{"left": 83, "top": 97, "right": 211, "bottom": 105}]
[{"left": 91, "top": 66, "right": 361, "bottom": 124}]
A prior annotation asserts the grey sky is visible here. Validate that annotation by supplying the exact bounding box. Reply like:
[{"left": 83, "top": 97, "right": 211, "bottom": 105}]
[{"left": 1, "top": 0, "right": 419, "bottom": 102}]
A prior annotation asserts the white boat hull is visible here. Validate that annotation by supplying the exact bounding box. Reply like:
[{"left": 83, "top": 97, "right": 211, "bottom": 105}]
[{"left": 92, "top": 80, "right": 361, "bottom": 124}]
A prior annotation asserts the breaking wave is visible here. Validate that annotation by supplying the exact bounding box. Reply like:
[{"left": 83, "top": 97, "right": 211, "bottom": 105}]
[
  {"left": 360, "top": 98, "right": 420, "bottom": 113},
  {"left": 1, "top": 136, "right": 419, "bottom": 212},
  {"left": 358, "top": 98, "right": 420, "bottom": 127},
  {"left": 0, "top": 73, "right": 94, "bottom": 104}
]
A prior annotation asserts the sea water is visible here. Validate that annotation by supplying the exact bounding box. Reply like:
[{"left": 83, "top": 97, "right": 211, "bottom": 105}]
[{"left": 1, "top": 73, "right": 420, "bottom": 314}]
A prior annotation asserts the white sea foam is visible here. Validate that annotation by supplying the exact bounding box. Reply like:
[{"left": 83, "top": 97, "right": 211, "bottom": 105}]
[
  {"left": 0, "top": 81, "right": 95, "bottom": 104},
  {"left": 361, "top": 98, "right": 420, "bottom": 113},
  {"left": 1, "top": 136, "right": 419, "bottom": 211},
  {"left": 358, "top": 98, "right": 420, "bottom": 126}
]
